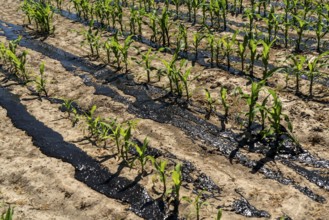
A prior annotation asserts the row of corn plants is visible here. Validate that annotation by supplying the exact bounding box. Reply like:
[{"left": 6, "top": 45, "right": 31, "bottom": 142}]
[
  {"left": 60, "top": 100, "right": 223, "bottom": 218},
  {"left": 21, "top": 0, "right": 55, "bottom": 35},
  {"left": 46, "top": 0, "right": 329, "bottom": 98},
  {"left": 0, "top": 38, "right": 48, "bottom": 97}
]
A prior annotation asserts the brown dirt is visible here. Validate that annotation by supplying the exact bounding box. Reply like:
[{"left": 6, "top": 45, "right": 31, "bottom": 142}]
[{"left": 0, "top": 1, "right": 329, "bottom": 220}]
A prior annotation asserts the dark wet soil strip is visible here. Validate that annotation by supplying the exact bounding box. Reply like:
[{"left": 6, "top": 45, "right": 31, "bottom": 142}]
[
  {"left": 0, "top": 20, "right": 327, "bottom": 203},
  {"left": 0, "top": 87, "right": 165, "bottom": 219}
]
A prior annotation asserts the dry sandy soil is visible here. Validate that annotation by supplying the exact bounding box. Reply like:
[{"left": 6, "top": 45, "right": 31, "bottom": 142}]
[{"left": 0, "top": 0, "right": 329, "bottom": 219}]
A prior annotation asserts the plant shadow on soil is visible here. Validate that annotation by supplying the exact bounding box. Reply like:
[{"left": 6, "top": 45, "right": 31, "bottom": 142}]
[{"left": 1, "top": 18, "right": 329, "bottom": 217}]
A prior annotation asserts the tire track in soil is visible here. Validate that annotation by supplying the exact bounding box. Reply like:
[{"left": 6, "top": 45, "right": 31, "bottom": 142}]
[{"left": 0, "top": 19, "right": 327, "bottom": 204}]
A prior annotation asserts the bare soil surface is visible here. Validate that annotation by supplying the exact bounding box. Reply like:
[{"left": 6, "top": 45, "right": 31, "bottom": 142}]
[{"left": 0, "top": 1, "right": 329, "bottom": 219}]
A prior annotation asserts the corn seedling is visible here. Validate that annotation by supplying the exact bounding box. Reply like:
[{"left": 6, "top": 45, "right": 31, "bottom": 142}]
[
  {"left": 256, "top": 94, "right": 269, "bottom": 132},
  {"left": 171, "top": 163, "right": 183, "bottom": 214},
  {"left": 266, "top": 89, "right": 293, "bottom": 144},
  {"left": 239, "top": 80, "right": 265, "bottom": 130},
  {"left": 85, "top": 105, "right": 102, "bottom": 139},
  {"left": 82, "top": 21, "right": 101, "bottom": 58},
  {"left": 192, "top": 0, "right": 202, "bottom": 25},
  {"left": 131, "top": 137, "right": 151, "bottom": 175},
  {"left": 288, "top": 54, "right": 306, "bottom": 94},
  {"left": 248, "top": 36, "right": 258, "bottom": 77},
  {"left": 258, "top": 39, "right": 275, "bottom": 80},
  {"left": 182, "top": 191, "right": 208, "bottom": 220},
  {"left": 292, "top": 11, "right": 311, "bottom": 52},
  {"left": 0, "top": 207, "right": 13, "bottom": 220},
  {"left": 282, "top": 0, "right": 291, "bottom": 48},
  {"left": 21, "top": 0, "right": 55, "bottom": 34},
  {"left": 314, "top": 4, "right": 329, "bottom": 53},
  {"left": 306, "top": 51, "right": 329, "bottom": 98},
  {"left": 137, "top": 48, "right": 158, "bottom": 82},
  {"left": 221, "top": 32, "right": 237, "bottom": 70},
  {"left": 237, "top": 35, "right": 248, "bottom": 73},
  {"left": 177, "top": 23, "right": 188, "bottom": 53},
  {"left": 34, "top": 62, "right": 48, "bottom": 97},
  {"left": 159, "top": 8, "right": 171, "bottom": 47},
  {"left": 120, "top": 35, "right": 134, "bottom": 73},
  {"left": 216, "top": 208, "right": 222, "bottom": 220},
  {"left": 150, "top": 157, "right": 168, "bottom": 196},
  {"left": 207, "top": 33, "right": 215, "bottom": 67},
  {"left": 204, "top": 89, "right": 216, "bottom": 119},
  {"left": 6, "top": 49, "right": 30, "bottom": 84},
  {"left": 220, "top": 87, "right": 229, "bottom": 121},
  {"left": 192, "top": 32, "right": 205, "bottom": 62}
]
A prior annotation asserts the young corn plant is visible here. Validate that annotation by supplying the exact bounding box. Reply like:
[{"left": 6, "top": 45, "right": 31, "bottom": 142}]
[
  {"left": 21, "top": 0, "right": 55, "bottom": 35},
  {"left": 177, "top": 61, "right": 192, "bottom": 100},
  {"left": 171, "top": 163, "right": 183, "bottom": 215},
  {"left": 5, "top": 49, "right": 30, "bottom": 84},
  {"left": 34, "top": 62, "right": 48, "bottom": 97},
  {"left": 221, "top": 32, "right": 237, "bottom": 70},
  {"left": 120, "top": 121, "right": 136, "bottom": 161},
  {"left": 248, "top": 37, "right": 258, "bottom": 77},
  {"left": 137, "top": 48, "right": 158, "bottom": 82},
  {"left": 282, "top": 0, "right": 291, "bottom": 48},
  {"left": 1, "top": 207, "right": 14, "bottom": 220},
  {"left": 146, "top": 10, "right": 159, "bottom": 44},
  {"left": 131, "top": 137, "right": 151, "bottom": 175},
  {"left": 257, "top": 94, "right": 269, "bottom": 132},
  {"left": 192, "top": 32, "right": 205, "bottom": 63},
  {"left": 159, "top": 8, "right": 171, "bottom": 47},
  {"left": 263, "top": 6, "right": 279, "bottom": 43},
  {"left": 237, "top": 35, "right": 248, "bottom": 73},
  {"left": 177, "top": 23, "right": 188, "bottom": 53},
  {"left": 85, "top": 105, "right": 102, "bottom": 140},
  {"left": 206, "top": 33, "right": 215, "bottom": 67},
  {"left": 258, "top": 39, "right": 275, "bottom": 80},
  {"left": 220, "top": 0, "right": 228, "bottom": 30},
  {"left": 120, "top": 35, "right": 134, "bottom": 73},
  {"left": 149, "top": 156, "right": 168, "bottom": 195},
  {"left": 306, "top": 51, "right": 329, "bottom": 98},
  {"left": 220, "top": 87, "right": 229, "bottom": 121},
  {"left": 182, "top": 191, "right": 208, "bottom": 220},
  {"left": 192, "top": 0, "right": 202, "bottom": 25},
  {"left": 239, "top": 80, "right": 265, "bottom": 131},
  {"left": 81, "top": 21, "right": 101, "bottom": 58},
  {"left": 314, "top": 4, "right": 329, "bottom": 53},
  {"left": 288, "top": 54, "right": 306, "bottom": 94},
  {"left": 204, "top": 89, "right": 216, "bottom": 120},
  {"left": 266, "top": 89, "right": 293, "bottom": 145},
  {"left": 292, "top": 11, "right": 311, "bottom": 52}
]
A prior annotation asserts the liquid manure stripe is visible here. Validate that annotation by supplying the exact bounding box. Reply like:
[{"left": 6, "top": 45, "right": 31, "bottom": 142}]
[
  {"left": 0, "top": 20, "right": 327, "bottom": 203},
  {"left": 0, "top": 87, "right": 165, "bottom": 219}
]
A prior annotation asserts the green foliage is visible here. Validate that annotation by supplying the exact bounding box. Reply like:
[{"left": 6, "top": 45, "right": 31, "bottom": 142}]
[
  {"left": 1, "top": 207, "right": 13, "bottom": 220},
  {"left": 239, "top": 80, "right": 265, "bottom": 130},
  {"left": 131, "top": 137, "right": 152, "bottom": 175},
  {"left": 266, "top": 89, "right": 293, "bottom": 142},
  {"left": 21, "top": 0, "right": 54, "bottom": 34},
  {"left": 171, "top": 163, "right": 183, "bottom": 202},
  {"left": 182, "top": 191, "right": 208, "bottom": 220},
  {"left": 237, "top": 35, "right": 248, "bottom": 72},
  {"left": 149, "top": 157, "right": 168, "bottom": 196},
  {"left": 288, "top": 54, "right": 306, "bottom": 94},
  {"left": 81, "top": 21, "right": 101, "bottom": 57},
  {"left": 34, "top": 62, "right": 48, "bottom": 97},
  {"left": 204, "top": 89, "right": 216, "bottom": 119},
  {"left": 192, "top": 32, "right": 205, "bottom": 62},
  {"left": 220, "top": 87, "right": 229, "bottom": 120}
]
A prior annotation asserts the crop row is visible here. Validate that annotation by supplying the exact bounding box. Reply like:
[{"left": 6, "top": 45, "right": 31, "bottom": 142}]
[{"left": 0, "top": 36, "right": 224, "bottom": 219}]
